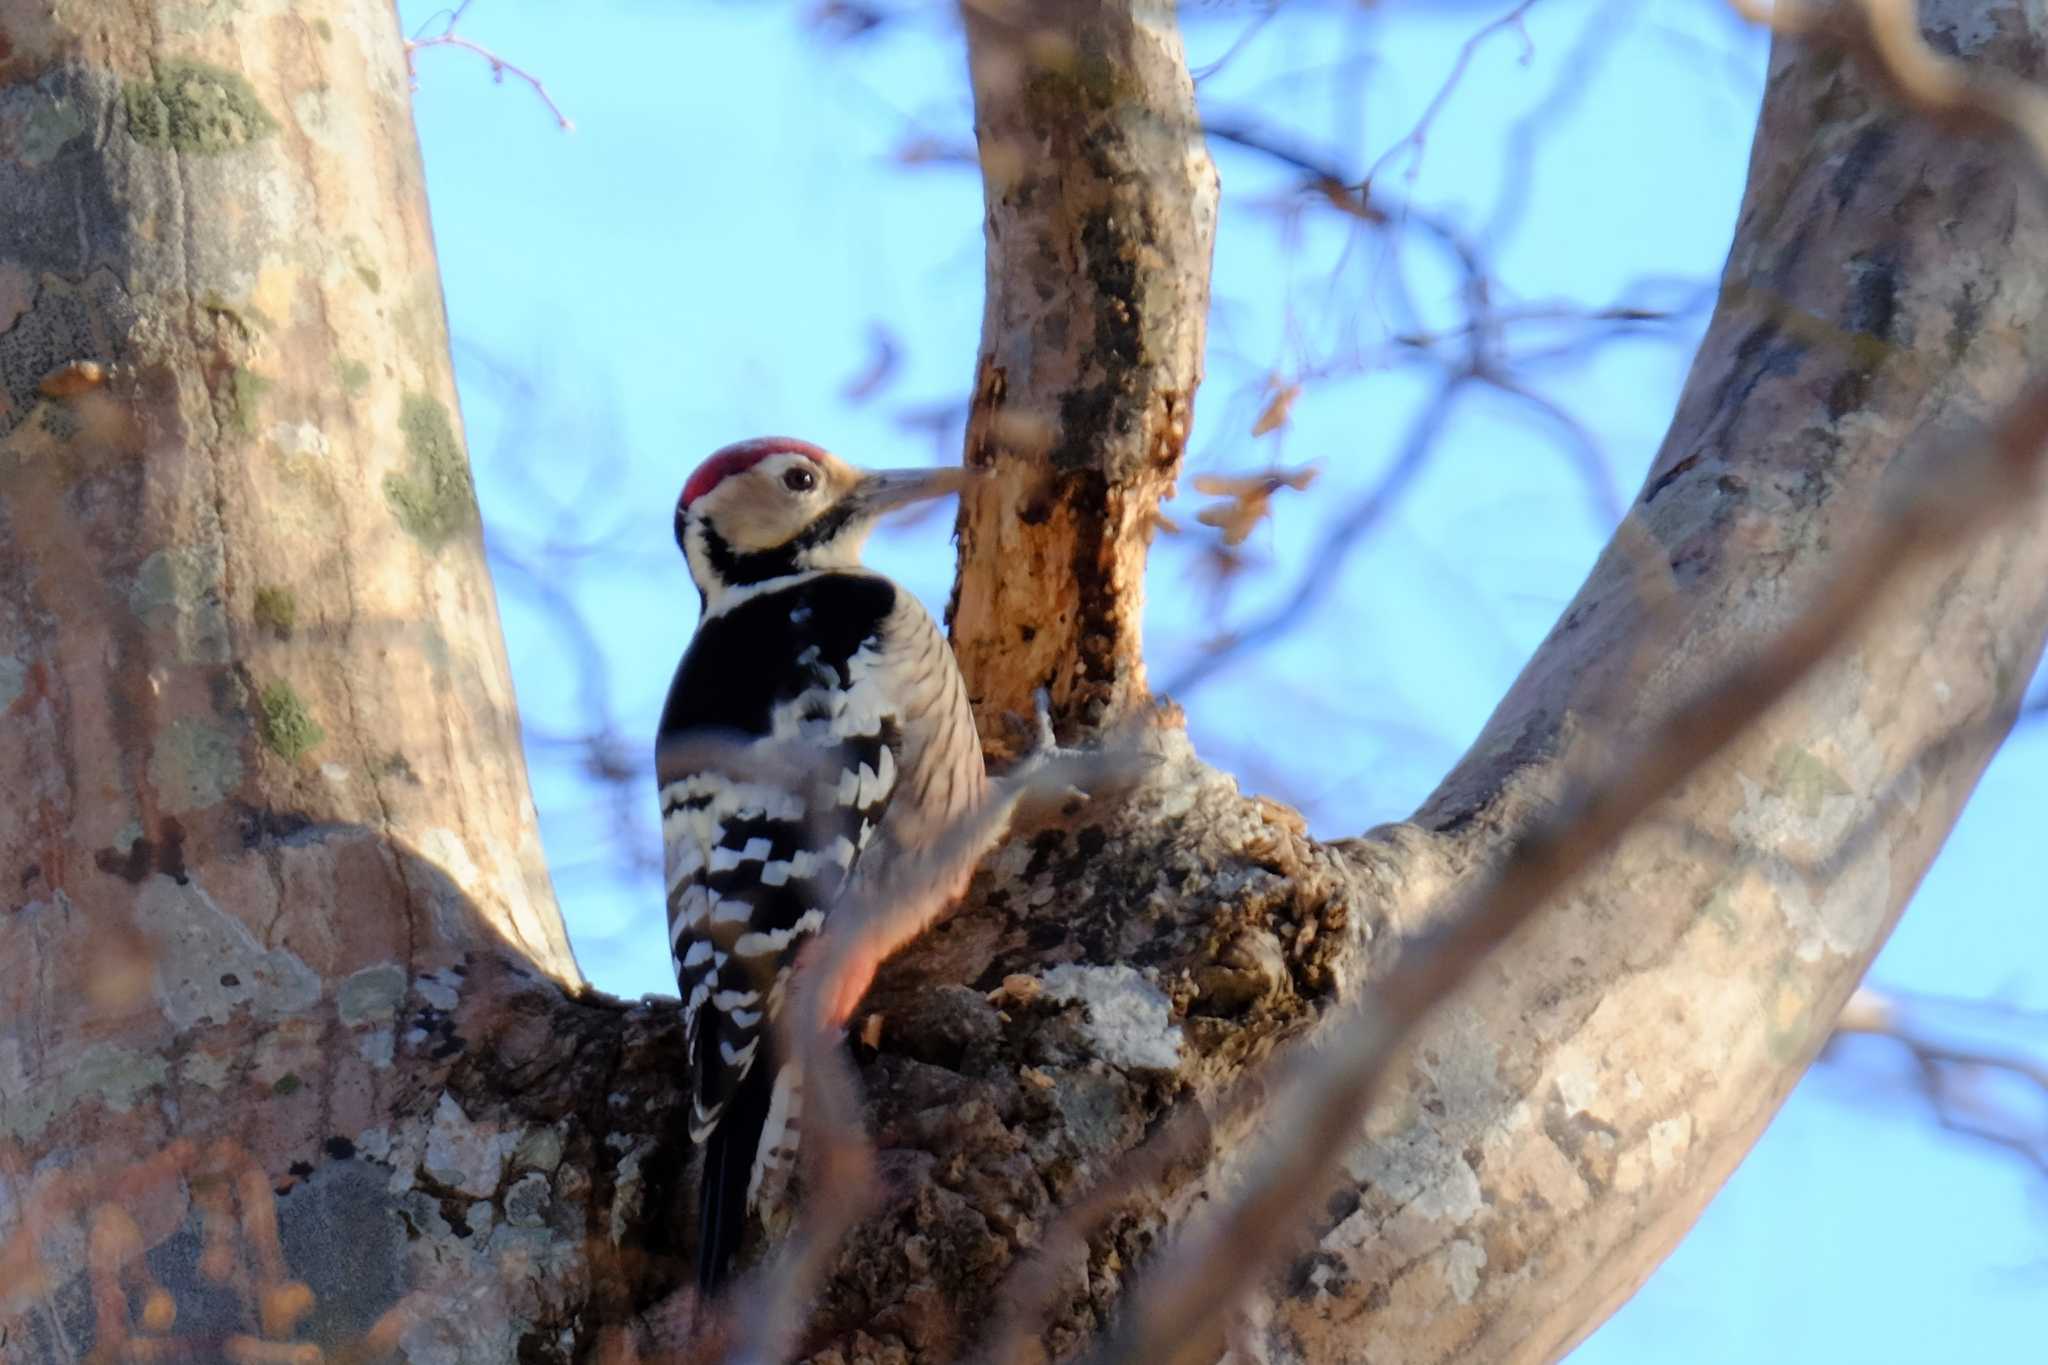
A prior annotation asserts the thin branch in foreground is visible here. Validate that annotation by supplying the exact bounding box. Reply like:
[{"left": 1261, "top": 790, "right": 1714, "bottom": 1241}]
[
  {"left": 0, "top": 1139, "right": 326, "bottom": 1358},
  {"left": 1165, "top": 377, "right": 1467, "bottom": 696},
  {"left": 1081, "top": 361, "right": 2048, "bottom": 1362},
  {"left": 976, "top": 1088, "right": 1228, "bottom": 1365},
  {"left": 405, "top": 1, "right": 576, "bottom": 132},
  {"left": 1833, "top": 987, "right": 2048, "bottom": 1178},
  {"left": 751, "top": 747, "right": 1156, "bottom": 1344}
]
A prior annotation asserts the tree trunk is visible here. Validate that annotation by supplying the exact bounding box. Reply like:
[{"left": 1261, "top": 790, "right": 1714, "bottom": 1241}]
[
  {"left": 0, "top": 5, "right": 602, "bottom": 1360},
  {"left": 2, "top": 3, "right": 2044, "bottom": 1365}
]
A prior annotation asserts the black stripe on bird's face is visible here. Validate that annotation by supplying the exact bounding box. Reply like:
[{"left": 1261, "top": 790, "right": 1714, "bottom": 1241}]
[
  {"left": 693, "top": 495, "right": 869, "bottom": 591},
  {"left": 696, "top": 497, "right": 872, "bottom": 593},
  {"left": 699, "top": 523, "right": 803, "bottom": 589}
]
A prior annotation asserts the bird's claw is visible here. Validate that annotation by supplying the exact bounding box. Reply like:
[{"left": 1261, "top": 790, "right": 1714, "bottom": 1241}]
[
  {"left": 1015, "top": 688, "right": 1095, "bottom": 802},
  {"left": 1030, "top": 688, "right": 1060, "bottom": 758}
]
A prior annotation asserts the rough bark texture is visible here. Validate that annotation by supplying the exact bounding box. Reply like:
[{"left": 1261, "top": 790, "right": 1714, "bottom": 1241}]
[
  {"left": 0, "top": 4, "right": 606, "bottom": 1361},
  {"left": 2, "top": 2, "right": 2046, "bottom": 1364},
  {"left": 948, "top": 1, "right": 1218, "bottom": 745}
]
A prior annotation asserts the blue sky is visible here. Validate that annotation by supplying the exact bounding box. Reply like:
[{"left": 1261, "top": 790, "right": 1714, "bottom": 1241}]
[{"left": 399, "top": 2, "right": 2045, "bottom": 1358}]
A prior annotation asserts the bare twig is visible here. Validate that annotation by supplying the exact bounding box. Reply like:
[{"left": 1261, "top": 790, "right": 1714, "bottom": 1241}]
[
  {"left": 1482, "top": 0, "right": 1641, "bottom": 247},
  {"left": 1480, "top": 372, "right": 1623, "bottom": 527},
  {"left": 405, "top": 1, "right": 575, "bottom": 132},
  {"left": 1189, "top": 2, "right": 1288, "bottom": 84},
  {"left": 1178, "top": 106, "right": 1687, "bottom": 688},
  {"left": 1166, "top": 378, "right": 1467, "bottom": 696},
  {"left": 1360, "top": 0, "right": 1544, "bottom": 193},
  {"left": 1834, "top": 987, "right": 2048, "bottom": 1177},
  {"left": 840, "top": 323, "right": 903, "bottom": 404}
]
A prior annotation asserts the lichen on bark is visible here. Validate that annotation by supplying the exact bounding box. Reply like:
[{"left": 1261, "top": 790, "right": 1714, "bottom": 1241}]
[
  {"left": 256, "top": 678, "right": 323, "bottom": 761},
  {"left": 122, "top": 58, "right": 277, "bottom": 154},
  {"left": 384, "top": 391, "right": 478, "bottom": 549}
]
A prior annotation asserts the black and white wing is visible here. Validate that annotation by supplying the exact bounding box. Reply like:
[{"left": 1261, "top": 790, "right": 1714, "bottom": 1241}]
[{"left": 657, "top": 572, "right": 901, "bottom": 1290}]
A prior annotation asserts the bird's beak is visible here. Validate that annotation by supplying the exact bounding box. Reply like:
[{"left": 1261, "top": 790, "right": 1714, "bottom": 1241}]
[{"left": 848, "top": 465, "right": 974, "bottom": 518}]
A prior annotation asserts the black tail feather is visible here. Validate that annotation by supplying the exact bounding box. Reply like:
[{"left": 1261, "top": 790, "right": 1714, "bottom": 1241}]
[{"left": 697, "top": 1054, "right": 772, "bottom": 1295}]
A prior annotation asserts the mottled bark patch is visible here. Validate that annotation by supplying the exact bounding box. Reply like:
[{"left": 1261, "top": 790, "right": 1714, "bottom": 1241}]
[{"left": 147, "top": 717, "right": 244, "bottom": 813}]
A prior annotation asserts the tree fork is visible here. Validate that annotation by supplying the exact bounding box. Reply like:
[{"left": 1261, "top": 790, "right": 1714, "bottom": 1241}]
[{"left": 3, "top": 2, "right": 2047, "bottom": 1363}]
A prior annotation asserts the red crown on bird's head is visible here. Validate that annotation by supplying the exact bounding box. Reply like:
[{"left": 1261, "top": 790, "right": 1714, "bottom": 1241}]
[{"left": 680, "top": 437, "right": 831, "bottom": 509}]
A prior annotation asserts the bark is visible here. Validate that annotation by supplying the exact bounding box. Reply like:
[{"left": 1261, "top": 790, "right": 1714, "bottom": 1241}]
[
  {"left": 0, "top": 4, "right": 609, "bottom": 1360},
  {"left": 948, "top": 0, "right": 1217, "bottom": 745},
  {"left": 0, "top": 3, "right": 2044, "bottom": 1365}
]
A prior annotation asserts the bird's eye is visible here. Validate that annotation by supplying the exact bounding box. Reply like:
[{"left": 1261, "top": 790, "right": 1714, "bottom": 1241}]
[{"left": 782, "top": 466, "right": 818, "bottom": 493}]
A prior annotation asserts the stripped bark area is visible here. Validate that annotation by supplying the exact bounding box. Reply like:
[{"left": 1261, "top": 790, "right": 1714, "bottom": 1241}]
[
  {"left": 949, "top": 0, "right": 1218, "bottom": 746},
  {"left": 2, "top": 2, "right": 2046, "bottom": 1364}
]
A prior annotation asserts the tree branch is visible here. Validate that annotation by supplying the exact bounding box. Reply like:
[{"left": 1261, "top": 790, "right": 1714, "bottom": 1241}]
[
  {"left": 947, "top": 0, "right": 1219, "bottom": 746},
  {"left": 1097, "top": 370, "right": 2048, "bottom": 1363}
]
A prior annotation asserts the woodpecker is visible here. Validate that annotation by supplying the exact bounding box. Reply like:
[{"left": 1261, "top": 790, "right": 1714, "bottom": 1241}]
[{"left": 658, "top": 437, "right": 987, "bottom": 1294}]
